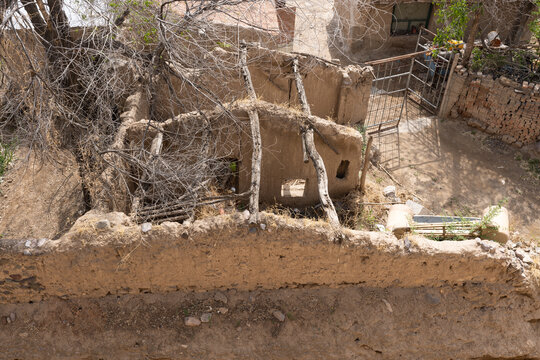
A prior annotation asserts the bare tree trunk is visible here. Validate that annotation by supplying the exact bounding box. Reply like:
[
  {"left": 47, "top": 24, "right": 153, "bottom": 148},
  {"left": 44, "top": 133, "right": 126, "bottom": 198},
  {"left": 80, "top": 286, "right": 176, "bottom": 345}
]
[
  {"left": 292, "top": 58, "right": 340, "bottom": 228},
  {"left": 359, "top": 135, "right": 373, "bottom": 193},
  {"left": 240, "top": 44, "right": 262, "bottom": 224},
  {"left": 462, "top": 5, "right": 482, "bottom": 67}
]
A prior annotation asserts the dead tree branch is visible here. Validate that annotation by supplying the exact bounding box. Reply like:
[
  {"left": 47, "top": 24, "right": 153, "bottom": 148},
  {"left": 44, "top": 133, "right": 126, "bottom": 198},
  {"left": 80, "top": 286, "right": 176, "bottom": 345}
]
[
  {"left": 240, "top": 43, "right": 262, "bottom": 224},
  {"left": 292, "top": 57, "right": 340, "bottom": 228}
]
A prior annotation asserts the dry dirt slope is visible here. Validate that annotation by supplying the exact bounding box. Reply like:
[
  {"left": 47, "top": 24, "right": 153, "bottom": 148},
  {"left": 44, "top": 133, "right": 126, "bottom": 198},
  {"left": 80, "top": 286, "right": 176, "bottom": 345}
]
[{"left": 0, "top": 148, "right": 85, "bottom": 240}]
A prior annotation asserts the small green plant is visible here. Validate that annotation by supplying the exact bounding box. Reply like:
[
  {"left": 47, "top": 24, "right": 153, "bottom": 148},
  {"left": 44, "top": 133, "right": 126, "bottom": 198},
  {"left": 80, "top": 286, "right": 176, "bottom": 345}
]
[
  {"left": 357, "top": 207, "right": 377, "bottom": 230},
  {"left": 357, "top": 125, "right": 368, "bottom": 155},
  {"left": 0, "top": 141, "right": 15, "bottom": 177},
  {"left": 470, "top": 47, "right": 484, "bottom": 72},
  {"left": 216, "top": 41, "right": 232, "bottom": 49},
  {"left": 527, "top": 158, "right": 540, "bottom": 178},
  {"left": 473, "top": 198, "right": 508, "bottom": 237}
]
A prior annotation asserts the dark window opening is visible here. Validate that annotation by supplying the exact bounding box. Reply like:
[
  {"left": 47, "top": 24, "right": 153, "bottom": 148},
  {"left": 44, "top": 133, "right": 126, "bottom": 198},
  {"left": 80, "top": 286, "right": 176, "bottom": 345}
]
[
  {"left": 391, "top": 2, "right": 433, "bottom": 36},
  {"left": 336, "top": 160, "right": 350, "bottom": 179}
]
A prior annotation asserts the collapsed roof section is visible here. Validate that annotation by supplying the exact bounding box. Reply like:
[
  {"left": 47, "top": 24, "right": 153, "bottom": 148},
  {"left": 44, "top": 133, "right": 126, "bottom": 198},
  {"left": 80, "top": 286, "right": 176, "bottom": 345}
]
[{"left": 126, "top": 100, "right": 363, "bottom": 211}]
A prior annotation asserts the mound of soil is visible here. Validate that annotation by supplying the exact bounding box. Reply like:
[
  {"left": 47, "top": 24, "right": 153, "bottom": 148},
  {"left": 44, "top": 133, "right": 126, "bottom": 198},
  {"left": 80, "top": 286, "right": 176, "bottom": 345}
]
[{"left": 0, "top": 148, "right": 86, "bottom": 239}]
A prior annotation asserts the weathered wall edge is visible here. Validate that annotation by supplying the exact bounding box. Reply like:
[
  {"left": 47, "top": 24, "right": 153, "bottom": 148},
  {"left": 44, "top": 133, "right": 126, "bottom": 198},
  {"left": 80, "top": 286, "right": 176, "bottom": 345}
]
[{"left": 0, "top": 211, "right": 538, "bottom": 304}]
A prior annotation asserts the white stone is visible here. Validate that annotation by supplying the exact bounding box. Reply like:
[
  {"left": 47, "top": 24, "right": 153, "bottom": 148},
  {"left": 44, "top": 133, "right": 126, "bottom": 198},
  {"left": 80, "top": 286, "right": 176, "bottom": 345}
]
[
  {"left": 242, "top": 210, "right": 250, "bottom": 220},
  {"left": 383, "top": 185, "right": 396, "bottom": 197},
  {"left": 37, "top": 238, "right": 47, "bottom": 247},
  {"left": 515, "top": 249, "right": 533, "bottom": 264},
  {"left": 141, "top": 222, "right": 152, "bottom": 233},
  {"left": 218, "top": 307, "right": 229, "bottom": 314},
  {"left": 260, "top": 223, "right": 267, "bottom": 230},
  {"left": 184, "top": 317, "right": 201, "bottom": 327}
]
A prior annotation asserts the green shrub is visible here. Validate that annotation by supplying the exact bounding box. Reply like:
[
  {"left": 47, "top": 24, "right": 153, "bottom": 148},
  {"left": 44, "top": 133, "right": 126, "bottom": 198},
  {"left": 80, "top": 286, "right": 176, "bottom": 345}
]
[{"left": 0, "top": 141, "right": 15, "bottom": 177}]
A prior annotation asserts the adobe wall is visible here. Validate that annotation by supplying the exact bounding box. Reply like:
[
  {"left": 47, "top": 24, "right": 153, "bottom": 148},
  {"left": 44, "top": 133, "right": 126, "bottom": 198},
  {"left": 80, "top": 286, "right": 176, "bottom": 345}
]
[
  {"left": 127, "top": 101, "right": 364, "bottom": 207},
  {"left": 332, "top": 0, "right": 533, "bottom": 62},
  {"left": 442, "top": 67, "right": 540, "bottom": 146},
  {"left": 154, "top": 46, "right": 373, "bottom": 126},
  {"left": 333, "top": 0, "right": 436, "bottom": 61},
  {"left": 0, "top": 210, "right": 537, "bottom": 305}
]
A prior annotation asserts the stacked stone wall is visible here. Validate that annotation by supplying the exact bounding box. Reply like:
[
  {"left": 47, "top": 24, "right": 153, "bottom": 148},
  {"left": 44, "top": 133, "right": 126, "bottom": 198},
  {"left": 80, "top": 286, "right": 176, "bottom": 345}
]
[{"left": 443, "top": 67, "right": 540, "bottom": 147}]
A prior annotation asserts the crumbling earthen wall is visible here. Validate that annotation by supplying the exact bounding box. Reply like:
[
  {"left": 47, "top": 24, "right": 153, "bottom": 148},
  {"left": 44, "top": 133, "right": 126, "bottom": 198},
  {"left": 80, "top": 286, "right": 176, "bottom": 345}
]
[
  {"left": 0, "top": 211, "right": 537, "bottom": 305},
  {"left": 154, "top": 46, "right": 373, "bottom": 126},
  {"left": 127, "top": 101, "right": 363, "bottom": 207},
  {"left": 92, "top": 88, "right": 150, "bottom": 212},
  {"left": 442, "top": 69, "right": 540, "bottom": 146}
]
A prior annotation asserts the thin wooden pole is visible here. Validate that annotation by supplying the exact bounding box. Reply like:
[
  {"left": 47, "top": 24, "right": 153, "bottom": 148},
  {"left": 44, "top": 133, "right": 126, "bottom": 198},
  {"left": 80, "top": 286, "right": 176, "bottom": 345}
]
[
  {"left": 240, "top": 43, "right": 262, "bottom": 224},
  {"left": 293, "top": 57, "right": 340, "bottom": 229},
  {"left": 359, "top": 135, "right": 373, "bottom": 193}
]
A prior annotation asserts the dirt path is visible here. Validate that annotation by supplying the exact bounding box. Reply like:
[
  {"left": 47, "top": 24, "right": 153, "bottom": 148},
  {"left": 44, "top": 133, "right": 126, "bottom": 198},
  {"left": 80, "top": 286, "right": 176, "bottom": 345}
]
[{"left": 373, "top": 101, "right": 540, "bottom": 243}]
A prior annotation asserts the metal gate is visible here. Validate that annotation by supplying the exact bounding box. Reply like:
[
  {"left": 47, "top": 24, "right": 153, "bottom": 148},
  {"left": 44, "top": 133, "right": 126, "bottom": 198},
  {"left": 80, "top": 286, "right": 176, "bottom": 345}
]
[{"left": 364, "top": 27, "right": 459, "bottom": 134}]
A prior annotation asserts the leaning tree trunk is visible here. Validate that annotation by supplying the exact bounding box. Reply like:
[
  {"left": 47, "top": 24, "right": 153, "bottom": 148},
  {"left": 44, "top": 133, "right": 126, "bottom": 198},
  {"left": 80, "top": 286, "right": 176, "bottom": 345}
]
[
  {"left": 462, "top": 5, "right": 482, "bottom": 67},
  {"left": 240, "top": 44, "right": 262, "bottom": 224},
  {"left": 292, "top": 57, "right": 340, "bottom": 229}
]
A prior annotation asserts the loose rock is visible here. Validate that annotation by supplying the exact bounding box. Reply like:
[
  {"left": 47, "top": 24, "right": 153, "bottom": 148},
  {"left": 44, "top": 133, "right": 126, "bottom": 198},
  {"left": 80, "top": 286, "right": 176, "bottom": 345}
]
[
  {"left": 406, "top": 200, "right": 424, "bottom": 215},
  {"left": 9, "top": 313, "right": 16, "bottom": 322},
  {"left": 218, "top": 307, "right": 228, "bottom": 314},
  {"left": 383, "top": 186, "right": 396, "bottom": 198},
  {"left": 184, "top": 317, "right": 201, "bottom": 327},
  {"left": 96, "top": 219, "right": 110, "bottom": 229},
  {"left": 515, "top": 249, "right": 533, "bottom": 264},
  {"left": 200, "top": 313, "right": 212, "bottom": 323},
  {"left": 272, "top": 310, "right": 286, "bottom": 322},
  {"left": 214, "top": 292, "right": 228, "bottom": 304}
]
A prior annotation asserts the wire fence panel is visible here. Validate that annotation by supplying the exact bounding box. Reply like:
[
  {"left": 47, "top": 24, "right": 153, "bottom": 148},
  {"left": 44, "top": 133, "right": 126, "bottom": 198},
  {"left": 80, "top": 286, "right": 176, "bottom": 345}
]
[
  {"left": 364, "top": 57, "right": 410, "bottom": 134},
  {"left": 364, "top": 28, "right": 457, "bottom": 135}
]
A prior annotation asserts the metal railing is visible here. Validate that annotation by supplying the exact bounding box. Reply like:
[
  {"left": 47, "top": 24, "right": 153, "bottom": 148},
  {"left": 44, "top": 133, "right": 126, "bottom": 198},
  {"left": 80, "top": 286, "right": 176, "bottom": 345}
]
[{"left": 364, "top": 27, "right": 458, "bottom": 134}]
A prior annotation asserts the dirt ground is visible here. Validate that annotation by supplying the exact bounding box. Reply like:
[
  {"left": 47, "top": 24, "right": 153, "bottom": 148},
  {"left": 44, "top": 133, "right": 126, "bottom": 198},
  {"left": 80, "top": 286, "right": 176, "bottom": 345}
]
[
  {"left": 372, "top": 100, "right": 540, "bottom": 243},
  {"left": 0, "top": 148, "right": 86, "bottom": 240},
  {"left": 1, "top": 284, "right": 538, "bottom": 359}
]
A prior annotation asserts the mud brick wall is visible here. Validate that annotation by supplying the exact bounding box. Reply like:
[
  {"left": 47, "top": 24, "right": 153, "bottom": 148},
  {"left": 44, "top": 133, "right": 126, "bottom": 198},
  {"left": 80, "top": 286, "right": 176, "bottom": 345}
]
[{"left": 443, "top": 68, "right": 540, "bottom": 147}]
